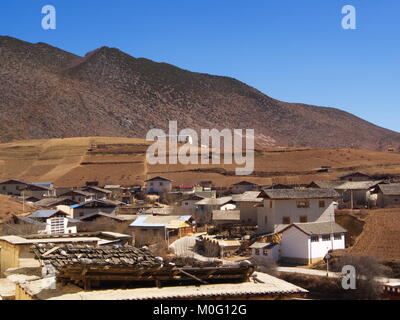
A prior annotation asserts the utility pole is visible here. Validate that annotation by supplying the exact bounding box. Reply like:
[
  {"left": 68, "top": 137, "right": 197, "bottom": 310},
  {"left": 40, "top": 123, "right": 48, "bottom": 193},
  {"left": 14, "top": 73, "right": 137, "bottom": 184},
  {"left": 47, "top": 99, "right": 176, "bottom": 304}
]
[{"left": 22, "top": 190, "right": 25, "bottom": 213}]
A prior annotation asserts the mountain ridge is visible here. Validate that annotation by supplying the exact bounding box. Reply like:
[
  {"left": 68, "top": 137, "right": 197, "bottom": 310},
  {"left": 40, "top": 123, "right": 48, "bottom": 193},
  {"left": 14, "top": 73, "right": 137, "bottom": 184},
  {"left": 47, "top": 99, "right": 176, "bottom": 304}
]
[{"left": 0, "top": 35, "right": 399, "bottom": 150}]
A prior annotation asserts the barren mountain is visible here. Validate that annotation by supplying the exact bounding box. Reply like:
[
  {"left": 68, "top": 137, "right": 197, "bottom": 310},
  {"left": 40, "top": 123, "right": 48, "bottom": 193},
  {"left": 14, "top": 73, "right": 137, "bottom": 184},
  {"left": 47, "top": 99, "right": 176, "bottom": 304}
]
[{"left": 1, "top": 36, "right": 399, "bottom": 150}]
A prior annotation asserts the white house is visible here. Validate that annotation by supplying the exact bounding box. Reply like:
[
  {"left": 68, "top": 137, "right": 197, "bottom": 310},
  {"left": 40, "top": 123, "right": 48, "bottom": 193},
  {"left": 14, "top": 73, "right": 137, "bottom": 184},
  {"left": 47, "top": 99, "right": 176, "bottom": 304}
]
[
  {"left": 59, "top": 190, "right": 95, "bottom": 203},
  {"left": 278, "top": 222, "right": 346, "bottom": 265},
  {"left": 145, "top": 176, "right": 173, "bottom": 194},
  {"left": 231, "top": 181, "right": 259, "bottom": 194},
  {"left": 256, "top": 189, "right": 339, "bottom": 234},
  {"left": 249, "top": 242, "right": 280, "bottom": 262},
  {"left": 195, "top": 196, "right": 236, "bottom": 224}
]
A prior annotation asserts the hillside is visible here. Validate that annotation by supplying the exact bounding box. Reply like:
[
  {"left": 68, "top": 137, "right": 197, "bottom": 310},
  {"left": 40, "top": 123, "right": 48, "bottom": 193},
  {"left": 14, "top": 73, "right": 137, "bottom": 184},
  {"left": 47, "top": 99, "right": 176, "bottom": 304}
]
[
  {"left": 0, "top": 195, "right": 36, "bottom": 223},
  {"left": 349, "top": 209, "right": 400, "bottom": 262},
  {"left": 2, "top": 137, "right": 400, "bottom": 187},
  {"left": 1, "top": 36, "right": 400, "bottom": 150}
]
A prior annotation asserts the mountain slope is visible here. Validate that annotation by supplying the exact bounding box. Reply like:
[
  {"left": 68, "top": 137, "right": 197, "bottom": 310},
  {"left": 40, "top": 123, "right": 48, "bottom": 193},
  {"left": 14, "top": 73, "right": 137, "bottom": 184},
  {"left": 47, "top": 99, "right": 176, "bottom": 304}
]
[{"left": 0, "top": 36, "right": 399, "bottom": 150}]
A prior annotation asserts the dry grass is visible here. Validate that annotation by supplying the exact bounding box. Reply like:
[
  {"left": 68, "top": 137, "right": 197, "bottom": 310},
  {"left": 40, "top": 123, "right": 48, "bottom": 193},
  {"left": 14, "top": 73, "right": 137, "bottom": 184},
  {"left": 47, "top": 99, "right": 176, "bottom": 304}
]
[
  {"left": 349, "top": 208, "right": 400, "bottom": 262},
  {"left": 0, "top": 194, "right": 36, "bottom": 223},
  {"left": 1, "top": 137, "right": 400, "bottom": 188}
]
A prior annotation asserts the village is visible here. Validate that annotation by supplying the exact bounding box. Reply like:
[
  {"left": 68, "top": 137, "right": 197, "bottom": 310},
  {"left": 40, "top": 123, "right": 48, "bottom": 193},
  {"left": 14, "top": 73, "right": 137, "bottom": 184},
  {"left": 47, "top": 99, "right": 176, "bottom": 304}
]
[{"left": 1, "top": 171, "right": 400, "bottom": 300}]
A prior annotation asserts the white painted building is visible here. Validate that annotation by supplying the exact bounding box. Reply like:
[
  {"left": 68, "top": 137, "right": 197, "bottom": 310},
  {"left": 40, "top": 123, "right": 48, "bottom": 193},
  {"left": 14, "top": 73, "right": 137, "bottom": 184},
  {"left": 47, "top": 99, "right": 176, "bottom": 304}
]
[
  {"left": 249, "top": 242, "right": 280, "bottom": 262},
  {"left": 279, "top": 222, "right": 346, "bottom": 264},
  {"left": 256, "top": 189, "right": 339, "bottom": 234},
  {"left": 145, "top": 176, "right": 173, "bottom": 194}
]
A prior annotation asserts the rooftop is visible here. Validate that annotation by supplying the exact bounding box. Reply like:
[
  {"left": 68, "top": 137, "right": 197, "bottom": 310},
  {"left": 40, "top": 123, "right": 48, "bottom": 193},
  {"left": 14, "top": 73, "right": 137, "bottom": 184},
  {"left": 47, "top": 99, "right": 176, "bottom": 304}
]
[
  {"left": 196, "top": 196, "right": 233, "bottom": 206},
  {"left": 42, "top": 271, "right": 307, "bottom": 300},
  {"left": 284, "top": 221, "right": 347, "bottom": 236},
  {"left": 261, "top": 188, "right": 339, "bottom": 200},
  {"left": 376, "top": 183, "right": 400, "bottom": 195},
  {"left": 212, "top": 210, "right": 241, "bottom": 221}
]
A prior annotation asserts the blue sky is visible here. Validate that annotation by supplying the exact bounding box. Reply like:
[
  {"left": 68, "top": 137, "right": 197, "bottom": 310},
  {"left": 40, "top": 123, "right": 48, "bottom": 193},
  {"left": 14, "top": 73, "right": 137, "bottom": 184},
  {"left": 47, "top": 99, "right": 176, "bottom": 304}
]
[{"left": 1, "top": 1, "right": 399, "bottom": 132}]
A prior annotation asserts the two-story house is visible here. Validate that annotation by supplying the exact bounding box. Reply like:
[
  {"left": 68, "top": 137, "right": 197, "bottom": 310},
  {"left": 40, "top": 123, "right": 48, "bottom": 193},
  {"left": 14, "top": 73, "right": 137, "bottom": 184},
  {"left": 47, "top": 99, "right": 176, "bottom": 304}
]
[{"left": 256, "top": 189, "right": 339, "bottom": 234}]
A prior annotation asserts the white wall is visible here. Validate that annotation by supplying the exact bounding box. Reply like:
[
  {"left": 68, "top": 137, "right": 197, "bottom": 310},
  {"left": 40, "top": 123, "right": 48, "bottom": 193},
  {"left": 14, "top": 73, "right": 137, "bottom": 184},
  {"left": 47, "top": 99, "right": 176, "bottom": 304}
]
[
  {"left": 280, "top": 227, "right": 310, "bottom": 260},
  {"left": 146, "top": 180, "right": 172, "bottom": 193},
  {"left": 309, "top": 234, "right": 345, "bottom": 260},
  {"left": 257, "top": 198, "right": 335, "bottom": 233}
]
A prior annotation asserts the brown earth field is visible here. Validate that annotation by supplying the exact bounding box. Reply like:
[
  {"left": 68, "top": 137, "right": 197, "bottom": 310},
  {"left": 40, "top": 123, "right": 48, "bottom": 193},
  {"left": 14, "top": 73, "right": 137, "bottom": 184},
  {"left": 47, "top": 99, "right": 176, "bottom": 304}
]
[
  {"left": 2, "top": 137, "right": 400, "bottom": 188},
  {"left": 0, "top": 195, "right": 36, "bottom": 223},
  {"left": 348, "top": 208, "right": 400, "bottom": 263}
]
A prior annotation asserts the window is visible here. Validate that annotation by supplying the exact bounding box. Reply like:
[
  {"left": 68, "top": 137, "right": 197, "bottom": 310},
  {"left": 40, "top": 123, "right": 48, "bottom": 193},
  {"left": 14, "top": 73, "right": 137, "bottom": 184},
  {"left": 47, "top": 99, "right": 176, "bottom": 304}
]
[
  {"left": 282, "top": 216, "right": 290, "bottom": 224},
  {"left": 269, "top": 201, "right": 273, "bottom": 208},
  {"left": 319, "top": 200, "right": 325, "bottom": 208},
  {"left": 334, "top": 233, "right": 342, "bottom": 240},
  {"left": 300, "top": 215, "right": 308, "bottom": 223},
  {"left": 184, "top": 202, "right": 189, "bottom": 206},
  {"left": 322, "top": 234, "right": 331, "bottom": 241},
  {"left": 159, "top": 182, "right": 163, "bottom": 186},
  {"left": 79, "top": 212, "right": 84, "bottom": 217},
  {"left": 263, "top": 249, "right": 269, "bottom": 255},
  {"left": 311, "top": 235, "right": 319, "bottom": 242},
  {"left": 141, "top": 228, "right": 148, "bottom": 232},
  {"left": 254, "top": 249, "right": 260, "bottom": 256},
  {"left": 264, "top": 216, "right": 268, "bottom": 225},
  {"left": 296, "top": 200, "right": 309, "bottom": 208}
]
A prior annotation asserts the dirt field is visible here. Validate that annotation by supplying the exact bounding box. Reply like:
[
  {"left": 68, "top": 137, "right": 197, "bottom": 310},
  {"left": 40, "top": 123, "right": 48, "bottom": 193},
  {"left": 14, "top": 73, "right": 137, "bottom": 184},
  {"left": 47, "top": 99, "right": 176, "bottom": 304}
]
[
  {"left": 0, "top": 195, "right": 36, "bottom": 223},
  {"left": 1, "top": 137, "right": 400, "bottom": 187},
  {"left": 348, "top": 208, "right": 400, "bottom": 262}
]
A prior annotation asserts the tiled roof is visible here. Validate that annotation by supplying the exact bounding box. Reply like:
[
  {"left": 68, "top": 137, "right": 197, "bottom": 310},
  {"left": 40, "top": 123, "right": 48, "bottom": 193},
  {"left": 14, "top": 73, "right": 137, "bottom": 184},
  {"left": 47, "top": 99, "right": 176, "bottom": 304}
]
[
  {"left": 232, "top": 191, "right": 263, "bottom": 202},
  {"left": 249, "top": 242, "right": 277, "bottom": 249},
  {"left": 130, "top": 215, "right": 193, "bottom": 228},
  {"left": 262, "top": 188, "right": 339, "bottom": 199},
  {"left": 196, "top": 196, "right": 233, "bottom": 205},
  {"left": 45, "top": 271, "right": 308, "bottom": 300},
  {"left": 287, "top": 222, "right": 347, "bottom": 235},
  {"left": 27, "top": 209, "right": 67, "bottom": 219},
  {"left": 377, "top": 183, "right": 400, "bottom": 195},
  {"left": 212, "top": 210, "right": 241, "bottom": 221},
  {"left": 32, "top": 244, "right": 162, "bottom": 269},
  {"left": 335, "top": 180, "right": 382, "bottom": 190}
]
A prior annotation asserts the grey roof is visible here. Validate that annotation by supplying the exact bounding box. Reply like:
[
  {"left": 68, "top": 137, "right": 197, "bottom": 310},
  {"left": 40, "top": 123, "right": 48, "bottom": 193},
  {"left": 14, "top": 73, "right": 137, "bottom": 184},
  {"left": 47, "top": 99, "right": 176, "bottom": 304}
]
[
  {"left": 249, "top": 242, "right": 277, "bottom": 249},
  {"left": 212, "top": 210, "right": 241, "bottom": 221},
  {"left": 288, "top": 222, "right": 347, "bottom": 235},
  {"left": 232, "top": 191, "right": 263, "bottom": 202},
  {"left": 82, "top": 186, "right": 112, "bottom": 194},
  {"left": 262, "top": 188, "right": 339, "bottom": 199},
  {"left": 309, "top": 181, "right": 344, "bottom": 189},
  {"left": 27, "top": 209, "right": 67, "bottom": 219},
  {"left": 339, "top": 172, "right": 371, "bottom": 179},
  {"left": 60, "top": 190, "right": 95, "bottom": 197},
  {"left": 34, "top": 197, "right": 76, "bottom": 207},
  {"left": 377, "top": 183, "right": 400, "bottom": 196},
  {"left": 335, "top": 180, "right": 382, "bottom": 190},
  {"left": 144, "top": 207, "right": 175, "bottom": 215},
  {"left": 196, "top": 196, "right": 233, "bottom": 206},
  {"left": 45, "top": 271, "right": 307, "bottom": 300}
]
